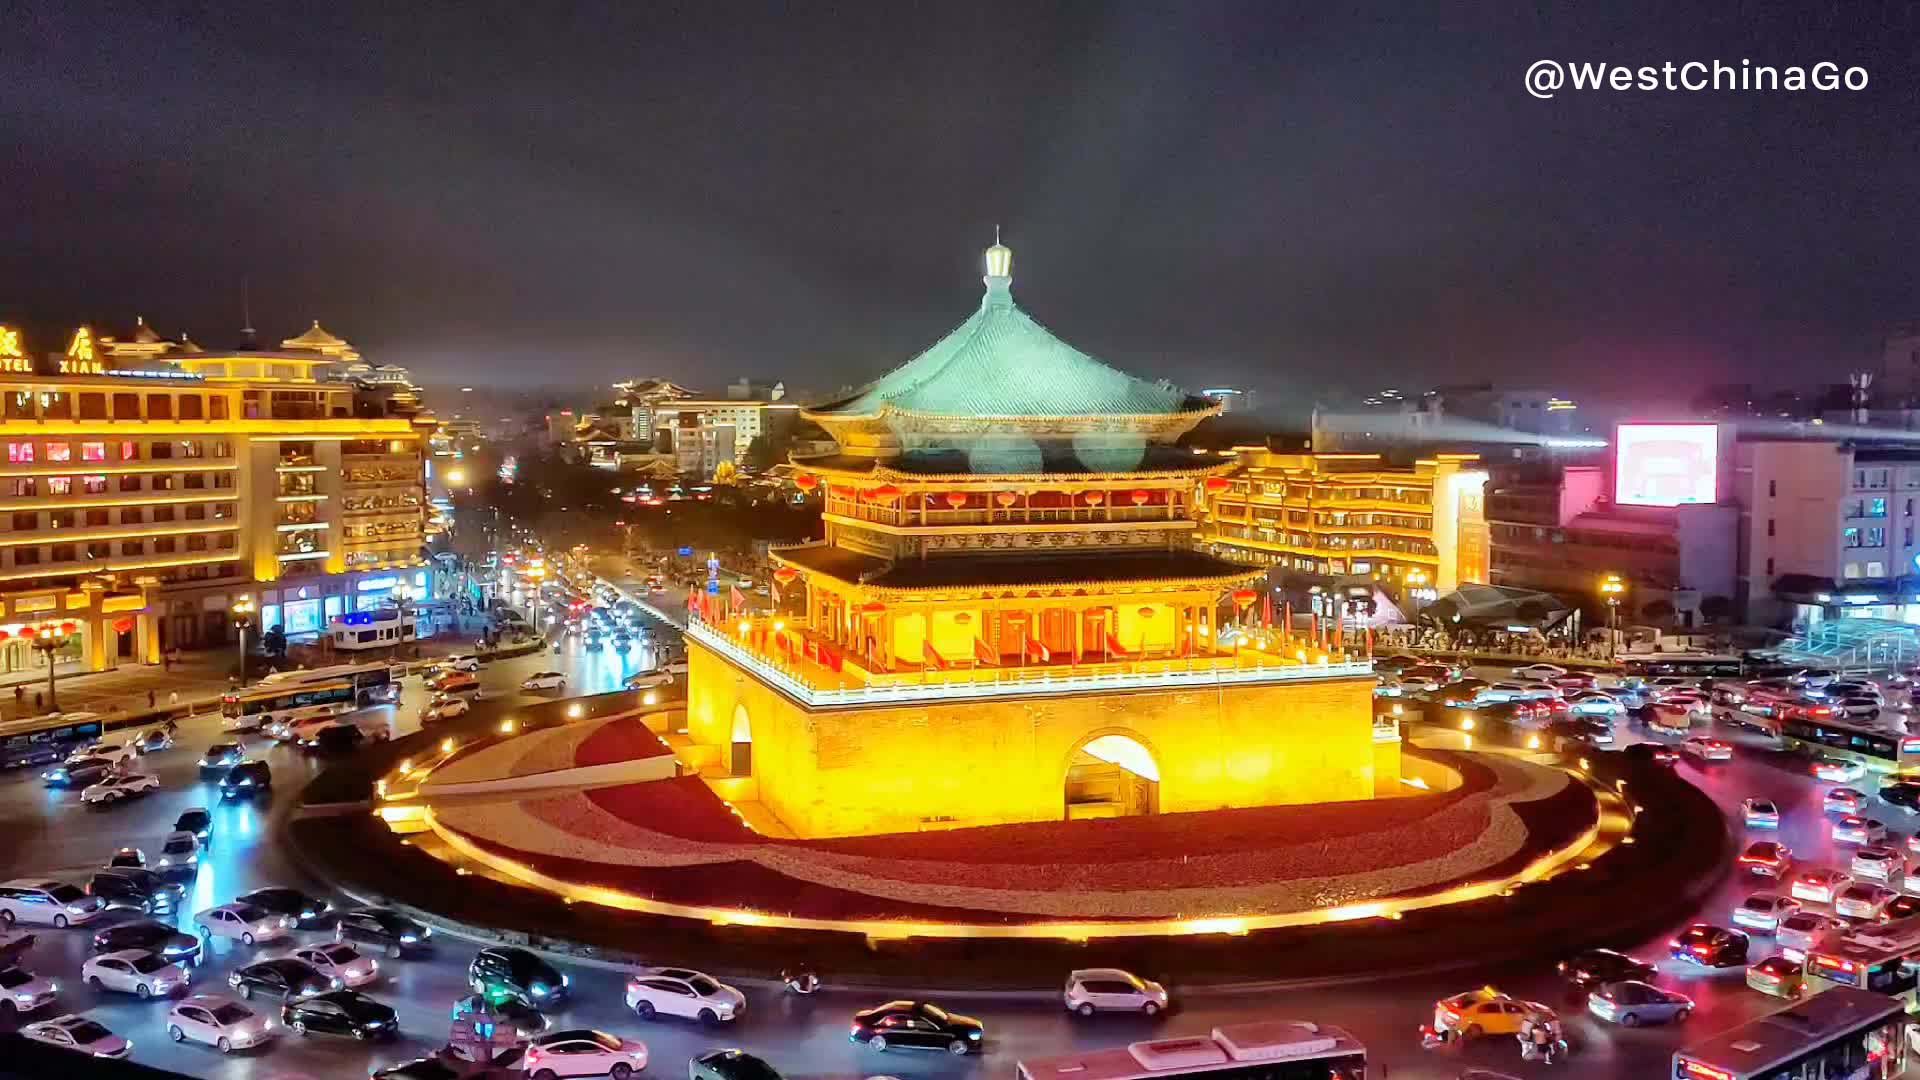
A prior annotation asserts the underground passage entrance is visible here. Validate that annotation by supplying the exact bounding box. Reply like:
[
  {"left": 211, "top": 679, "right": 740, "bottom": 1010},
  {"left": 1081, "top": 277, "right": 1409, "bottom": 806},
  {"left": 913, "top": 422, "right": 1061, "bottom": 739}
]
[{"left": 1065, "top": 733, "right": 1160, "bottom": 819}]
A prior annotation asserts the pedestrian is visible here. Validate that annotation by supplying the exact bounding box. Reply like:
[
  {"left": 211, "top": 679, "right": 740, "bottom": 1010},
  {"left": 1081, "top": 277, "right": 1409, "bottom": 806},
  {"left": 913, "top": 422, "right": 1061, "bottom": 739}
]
[
  {"left": 169, "top": 691, "right": 179, "bottom": 707},
  {"left": 147, "top": 689, "right": 156, "bottom": 710},
  {"left": 33, "top": 691, "right": 42, "bottom": 713}
]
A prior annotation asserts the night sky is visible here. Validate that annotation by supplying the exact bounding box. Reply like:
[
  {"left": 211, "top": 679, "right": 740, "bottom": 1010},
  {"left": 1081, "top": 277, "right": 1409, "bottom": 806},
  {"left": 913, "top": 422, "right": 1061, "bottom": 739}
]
[{"left": 5, "top": 2, "right": 1919, "bottom": 417}]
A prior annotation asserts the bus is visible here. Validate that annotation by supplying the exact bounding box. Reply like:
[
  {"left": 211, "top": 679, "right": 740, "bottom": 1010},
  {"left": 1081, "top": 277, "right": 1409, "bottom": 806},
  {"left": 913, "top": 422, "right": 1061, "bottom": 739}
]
[
  {"left": 1673, "top": 986, "right": 1907, "bottom": 1080},
  {"left": 257, "top": 662, "right": 403, "bottom": 705},
  {"left": 220, "top": 681, "right": 358, "bottom": 734},
  {"left": 1622, "top": 654, "right": 1747, "bottom": 682},
  {"left": 0, "top": 712, "right": 107, "bottom": 770},
  {"left": 1016, "top": 1020, "right": 1365, "bottom": 1080},
  {"left": 1778, "top": 710, "right": 1920, "bottom": 776},
  {"left": 327, "top": 608, "right": 422, "bottom": 652},
  {"left": 1805, "top": 915, "right": 1920, "bottom": 1006}
]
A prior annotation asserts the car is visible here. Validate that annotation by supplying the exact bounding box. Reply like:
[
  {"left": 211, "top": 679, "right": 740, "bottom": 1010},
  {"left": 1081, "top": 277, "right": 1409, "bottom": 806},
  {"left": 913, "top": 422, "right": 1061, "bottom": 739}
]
[
  {"left": 67, "top": 737, "right": 133, "bottom": 765},
  {"left": 371, "top": 1055, "right": 468, "bottom": 1080},
  {"left": 623, "top": 966, "right": 745, "bottom": 1023},
  {"left": 1556, "top": 948, "right": 1656, "bottom": 990},
  {"left": 197, "top": 744, "right": 245, "bottom": 779},
  {"left": 522, "top": 671, "right": 567, "bottom": 691},
  {"left": 1550, "top": 672, "right": 1599, "bottom": 691},
  {"left": 20, "top": 1013, "right": 131, "bottom": 1058},
  {"left": 451, "top": 991, "right": 549, "bottom": 1041},
  {"left": 194, "top": 903, "right": 293, "bottom": 946},
  {"left": 623, "top": 669, "right": 674, "bottom": 690},
  {"left": 1852, "top": 844, "right": 1903, "bottom": 883},
  {"left": 1061, "top": 967, "right": 1170, "bottom": 1016},
  {"left": 1776, "top": 911, "right": 1848, "bottom": 960},
  {"left": 1669, "top": 924, "right": 1749, "bottom": 967},
  {"left": 1586, "top": 980, "right": 1692, "bottom": 1027},
  {"left": 1791, "top": 868, "right": 1854, "bottom": 905},
  {"left": 429, "top": 672, "right": 481, "bottom": 694},
  {"left": 1892, "top": 894, "right": 1920, "bottom": 921},
  {"left": 219, "top": 760, "right": 271, "bottom": 800},
  {"left": 1733, "top": 892, "right": 1801, "bottom": 933},
  {"left": 1739, "top": 840, "right": 1794, "bottom": 878},
  {"left": 437, "top": 656, "right": 482, "bottom": 673},
  {"left": 40, "top": 756, "right": 115, "bottom": 788},
  {"left": 1792, "top": 668, "right": 1838, "bottom": 688},
  {"left": 1825, "top": 787, "right": 1866, "bottom": 815},
  {"left": 333, "top": 907, "right": 431, "bottom": 958},
  {"left": 1642, "top": 701, "right": 1698, "bottom": 731},
  {"left": 1432, "top": 988, "right": 1549, "bottom": 1039},
  {"left": 1747, "top": 956, "right": 1809, "bottom": 999},
  {"left": 87, "top": 868, "right": 184, "bottom": 914},
  {"left": 1881, "top": 781, "right": 1920, "bottom": 813},
  {"left": 91, "top": 920, "right": 201, "bottom": 965},
  {"left": 80, "top": 771, "right": 159, "bottom": 805},
  {"left": 691, "top": 1049, "right": 784, "bottom": 1080},
  {"left": 165, "top": 993, "right": 275, "bottom": 1053},
  {"left": 421, "top": 697, "right": 471, "bottom": 723},
  {"left": 0, "top": 965, "right": 59, "bottom": 1015},
  {"left": 1836, "top": 696, "right": 1882, "bottom": 718},
  {"left": 1681, "top": 736, "right": 1732, "bottom": 762},
  {"left": 134, "top": 729, "right": 173, "bottom": 755},
  {"left": 1513, "top": 664, "right": 1567, "bottom": 681},
  {"left": 0, "top": 880, "right": 106, "bottom": 928},
  {"left": 1814, "top": 757, "right": 1867, "bottom": 783},
  {"left": 1833, "top": 816, "right": 1889, "bottom": 845},
  {"left": 522, "top": 1028, "right": 649, "bottom": 1078},
  {"left": 281, "top": 988, "right": 398, "bottom": 1040},
  {"left": 106, "top": 846, "right": 145, "bottom": 869},
  {"left": 300, "top": 722, "right": 366, "bottom": 755},
  {"left": 155, "top": 831, "right": 202, "bottom": 875},
  {"left": 850, "top": 1000, "right": 985, "bottom": 1054},
  {"left": 470, "top": 946, "right": 568, "bottom": 1006},
  {"left": 236, "top": 887, "right": 331, "bottom": 928},
  {"left": 228, "top": 957, "right": 329, "bottom": 1001},
  {"left": 1566, "top": 691, "right": 1624, "bottom": 717},
  {"left": 82, "top": 949, "right": 190, "bottom": 999},
  {"left": 292, "top": 943, "right": 380, "bottom": 989},
  {"left": 173, "top": 807, "right": 214, "bottom": 849},
  {"left": 1743, "top": 799, "right": 1781, "bottom": 829},
  {"left": 1623, "top": 742, "right": 1680, "bottom": 766},
  {"left": 1835, "top": 882, "right": 1900, "bottom": 921}
]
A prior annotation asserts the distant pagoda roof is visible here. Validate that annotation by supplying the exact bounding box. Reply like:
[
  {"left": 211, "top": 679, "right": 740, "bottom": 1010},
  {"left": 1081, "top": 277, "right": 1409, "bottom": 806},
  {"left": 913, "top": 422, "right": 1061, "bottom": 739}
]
[
  {"left": 804, "top": 240, "right": 1217, "bottom": 439},
  {"left": 773, "top": 543, "right": 1261, "bottom": 596}
]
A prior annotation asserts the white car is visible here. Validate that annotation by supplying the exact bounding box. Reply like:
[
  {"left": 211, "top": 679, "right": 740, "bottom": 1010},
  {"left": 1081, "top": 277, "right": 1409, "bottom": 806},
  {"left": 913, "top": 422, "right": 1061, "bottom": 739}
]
[
  {"left": 155, "top": 831, "right": 201, "bottom": 874},
  {"left": 1813, "top": 757, "right": 1866, "bottom": 784},
  {"left": 523, "top": 1029, "right": 648, "bottom": 1077},
  {"left": 21, "top": 1013, "right": 130, "bottom": 1058},
  {"left": 421, "top": 697, "right": 471, "bottom": 723},
  {"left": 79, "top": 772, "right": 159, "bottom": 805},
  {"left": 166, "top": 993, "right": 276, "bottom": 1054},
  {"left": 1732, "top": 892, "right": 1801, "bottom": 933},
  {"left": 1836, "top": 883, "right": 1900, "bottom": 921},
  {"left": 1681, "top": 736, "right": 1732, "bottom": 762},
  {"left": 194, "top": 903, "right": 293, "bottom": 946},
  {"left": 624, "top": 669, "right": 674, "bottom": 690},
  {"left": 82, "top": 949, "right": 190, "bottom": 999},
  {"left": 1567, "top": 692, "right": 1624, "bottom": 717},
  {"left": 1777, "top": 911, "right": 1849, "bottom": 959},
  {"left": 1063, "top": 967, "right": 1170, "bottom": 1016},
  {"left": 291, "top": 943, "right": 380, "bottom": 989},
  {"left": 65, "top": 734, "right": 130, "bottom": 765},
  {"left": 438, "top": 656, "right": 482, "bottom": 673},
  {"left": 624, "top": 966, "right": 746, "bottom": 1023},
  {"left": 1513, "top": 664, "right": 1567, "bottom": 681},
  {"left": 0, "top": 880, "right": 106, "bottom": 927},
  {"left": 0, "top": 964, "right": 59, "bottom": 1015},
  {"left": 522, "top": 671, "right": 567, "bottom": 691},
  {"left": 1852, "top": 845, "right": 1903, "bottom": 883}
]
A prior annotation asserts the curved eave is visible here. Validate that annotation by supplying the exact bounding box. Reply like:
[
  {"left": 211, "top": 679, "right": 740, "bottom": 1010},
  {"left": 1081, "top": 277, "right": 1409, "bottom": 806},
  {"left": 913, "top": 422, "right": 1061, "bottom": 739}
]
[{"left": 789, "top": 456, "right": 1239, "bottom": 485}]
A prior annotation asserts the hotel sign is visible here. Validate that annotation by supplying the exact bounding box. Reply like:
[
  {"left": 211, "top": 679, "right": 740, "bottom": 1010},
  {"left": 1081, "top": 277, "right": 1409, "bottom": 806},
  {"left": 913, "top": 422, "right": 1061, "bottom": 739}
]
[
  {"left": 61, "top": 327, "right": 102, "bottom": 375},
  {"left": 0, "top": 326, "right": 30, "bottom": 373}
]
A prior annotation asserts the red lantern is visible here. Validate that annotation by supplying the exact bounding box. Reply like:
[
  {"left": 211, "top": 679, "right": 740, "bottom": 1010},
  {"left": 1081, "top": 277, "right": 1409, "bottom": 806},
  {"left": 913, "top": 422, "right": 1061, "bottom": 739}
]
[
  {"left": 830, "top": 485, "right": 856, "bottom": 500},
  {"left": 868, "top": 484, "right": 901, "bottom": 501},
  {"left": 0, "top": 630, "right": 12, "bottom": 641},
  {"left": 773, "top": 567, "right": 799, "bottom": 586},
  {"left": 1204, "top": 476, "right": 1232, "bottom": 494},
  {"left": 793, "top": 473, "right": 819, "bottom": 492},
  {"left": 995, "top": 492, "right": 1018, "bottom": 508},
  {"left": 1231, "top": 589, "right": 1258, "bottom": 609},
  {"left": 18, "top": 627, "right": 35, "bottom": 639},
  {"left": 860, "top": 601, "right": 887, "bottom": 616},
  {"left": 1130, "top": 489, "right": 1151, "bottom": 506},
  {"left": 944, "top": 492, "right": 968, "bottom": 510},
  {"left": 112, "top": 617, "right": 135, "bottom": 633},
  {"left": 1083, "top": 490, "right": 1105, "bottom": 506},
  {"left": 60, "top": 622, "right": 77, "bottom": 635},
  {"left": 1137, "top": 607, "right": 1156, "bottom": 619}
]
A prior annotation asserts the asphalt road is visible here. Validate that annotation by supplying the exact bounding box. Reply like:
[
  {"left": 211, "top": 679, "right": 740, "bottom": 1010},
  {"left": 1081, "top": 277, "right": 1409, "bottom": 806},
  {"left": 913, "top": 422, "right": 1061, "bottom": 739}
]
[{"left": 0, "top": 612, "right": 1903, "bottom": 1078}]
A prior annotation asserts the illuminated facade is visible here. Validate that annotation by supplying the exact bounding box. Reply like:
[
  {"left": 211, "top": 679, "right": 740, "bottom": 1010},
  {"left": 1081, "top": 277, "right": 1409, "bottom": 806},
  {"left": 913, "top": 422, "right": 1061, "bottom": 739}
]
[
  {"left": 0, "top": 321, "right": 433, "bottom": 672},
  {"left": 1195, "top": 449, "right": 1491, "bottom": 594},
  {"left": 683, "top": 242, "right": 1388, "bottom": 839}
]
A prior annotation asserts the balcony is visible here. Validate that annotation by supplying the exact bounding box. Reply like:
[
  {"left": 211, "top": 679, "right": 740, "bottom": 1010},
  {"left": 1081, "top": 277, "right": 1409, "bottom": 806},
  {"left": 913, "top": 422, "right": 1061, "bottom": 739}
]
[{"left": 824, "top": 499, "right": 1186, "bottom": 530}]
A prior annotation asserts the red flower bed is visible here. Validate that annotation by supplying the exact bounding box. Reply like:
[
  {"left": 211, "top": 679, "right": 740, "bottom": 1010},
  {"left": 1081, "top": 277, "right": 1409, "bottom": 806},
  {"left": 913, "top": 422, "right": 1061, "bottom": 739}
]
[
  {"left": 574, "top": 716, "right": 674, "bottom": 769},
  {"left": 580, "top": 777, "right": 759, "bottom": 845}
]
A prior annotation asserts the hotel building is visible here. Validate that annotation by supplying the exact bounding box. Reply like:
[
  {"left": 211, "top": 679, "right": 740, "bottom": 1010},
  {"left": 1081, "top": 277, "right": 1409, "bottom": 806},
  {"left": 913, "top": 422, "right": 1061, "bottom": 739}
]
[{"left": 0, "top": 320, "right": 433, "bottom": 673}]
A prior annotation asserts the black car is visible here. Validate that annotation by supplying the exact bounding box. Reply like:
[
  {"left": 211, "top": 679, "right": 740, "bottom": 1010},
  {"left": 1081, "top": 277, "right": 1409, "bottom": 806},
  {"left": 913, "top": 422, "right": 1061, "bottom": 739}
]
[
  {"left": 90, "top": 920, "right": 200, "bottom": 965},
  {"left": 237, "top": 887, "right": 331, "bottom": 928},
  {"left": 1557, "top": 948, "right": 1657, "bottom": 990},
  {"left": 229, "top": 957, "right": 329, "bottom": 1001},
  {"left": 691, "top": 1050, "right": 784, "bottom": 1080},
  {"left": 282, "top": 988, "right": 398, "bottom": 1040},
  {"left": 849, "top": 1000, "right": 985, "bottom": 1055},
  {"left": 469, "top": 946, "right": 567, "bottom": 1007},
  {"left": 1670, "top": 924, "right": 1749, "bottom": 968},
  {"left": 41, "top": 756, "right": 114, "bottom": 788},
  {"left": 219, "top": 760, "right": 271, "bottom": 800},
  {"left": 174, "top": 808, "right": 213, "bottom": 848},
  {"left": 335, "top": 907, "right": 431, "bottom": 958},
  {"left": 371, "top": 1056, "right": 469, "bottom": 1080},
  {"left": 1888, "top": 894, "right": 1920, "bottom": 921},
  {"left": 301, "top": 722, "right": 364, "bottom": 755},
  {"left": 87, "top": 868, "right": 184, "bottom": 914},
  {"left": 197, "top": 743, "right": 244, "bottom": 779},
  {"left": 1881, "top": 781, "right": 1920, "bottom": 812}
]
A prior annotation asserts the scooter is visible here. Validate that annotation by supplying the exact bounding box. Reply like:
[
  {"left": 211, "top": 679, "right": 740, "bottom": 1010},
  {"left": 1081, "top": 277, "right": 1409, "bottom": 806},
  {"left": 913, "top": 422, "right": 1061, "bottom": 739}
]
[
  {"left": 1419, "top": 1023, "right": 1452, "bottom": 1051},
  {"left": 782, "top": 968, "right": 819, "bottom": 995},
  {"left": 1517, "top": 1031, "right": 1567, "bottom": 1063}
]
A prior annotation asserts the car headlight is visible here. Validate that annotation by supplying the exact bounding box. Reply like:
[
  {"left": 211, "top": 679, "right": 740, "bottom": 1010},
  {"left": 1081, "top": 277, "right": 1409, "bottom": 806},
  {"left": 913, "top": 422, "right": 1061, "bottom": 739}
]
[
  {"left": 301, "top": 910, "right": 316, "bottom": 919},
  {"left": 157, "top": 858, "right": 170, "bottom": 868},
  {"left": 399, "top": 934, "right": 418, "bottom": 943},
  {"left": 239, "top": 778, "right": 253, "bottom": 786},
  {"left": 531, "top": 984, "right": 548, "bottom": 996},
  {"left": 561, "top": 974, "right": 569, "bottom": 987},
  {"left": 969, "top": 1030, "right": 982, "bottom": 1039}
]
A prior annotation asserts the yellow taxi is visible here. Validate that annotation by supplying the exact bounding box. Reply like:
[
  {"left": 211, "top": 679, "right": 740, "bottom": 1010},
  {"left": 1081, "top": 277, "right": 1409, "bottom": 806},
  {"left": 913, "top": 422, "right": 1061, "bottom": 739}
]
[
  {"left": 1434, "top": 987, "right": 1552, "bottom": 1038},
  {"left": 1745, "top": 956, "right": 1807, "bottom": 1000}
]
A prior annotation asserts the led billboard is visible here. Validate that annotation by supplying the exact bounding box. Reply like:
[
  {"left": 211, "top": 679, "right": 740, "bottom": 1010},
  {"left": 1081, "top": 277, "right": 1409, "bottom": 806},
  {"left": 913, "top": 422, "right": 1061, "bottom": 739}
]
[{"left": 1614, "top": 423, "right": 1718, "bottom": 507}]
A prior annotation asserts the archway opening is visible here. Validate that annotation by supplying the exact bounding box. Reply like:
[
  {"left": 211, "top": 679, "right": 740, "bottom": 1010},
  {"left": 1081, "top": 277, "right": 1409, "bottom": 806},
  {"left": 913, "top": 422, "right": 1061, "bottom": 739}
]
[
  {"left": 729, "top": 703, "right": 752, "bottom": 776},
  {"left": 1066, "top": 734, "right": 1159, "bottom": 819}
]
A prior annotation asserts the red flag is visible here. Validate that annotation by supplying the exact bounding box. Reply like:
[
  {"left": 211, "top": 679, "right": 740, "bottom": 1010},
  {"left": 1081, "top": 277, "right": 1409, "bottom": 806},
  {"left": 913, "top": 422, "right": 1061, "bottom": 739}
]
[
  {"left": 730, "top": 584, "right": 746, "bottom": 615},
  {"left": 1365, "top": 625, "right": 1374, "bottom": 658},
  {"left": 924, "top": 646, "right": 946, "bottom": 669},
  {"left": 1027, "top": 636, "right": 1050, "bottom": 663},
  {"left": 974, "top": 636, "right": 997, "bottom": 666},
  {"left": 1261, "top": 592, "right": 1272, "bottom": 629}
]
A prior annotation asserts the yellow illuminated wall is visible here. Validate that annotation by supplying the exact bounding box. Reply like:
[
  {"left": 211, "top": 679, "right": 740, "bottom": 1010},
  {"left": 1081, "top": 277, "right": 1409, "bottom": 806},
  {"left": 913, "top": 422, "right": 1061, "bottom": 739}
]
[{"left": 687, "top": 641, "right": 1380, "bottom": 838}]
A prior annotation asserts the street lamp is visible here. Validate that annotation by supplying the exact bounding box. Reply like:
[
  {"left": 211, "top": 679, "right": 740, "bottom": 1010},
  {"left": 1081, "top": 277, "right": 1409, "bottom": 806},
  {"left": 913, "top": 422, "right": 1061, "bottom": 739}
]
[
  {"left": 1600, "top": 574, "right": 1626, "bottom": 660},
  {"left": 231, "top": 597, "right": 256, "bottom": 682},
  {"left": 28, "top": 619, "right": 77, "bottom": 714}
]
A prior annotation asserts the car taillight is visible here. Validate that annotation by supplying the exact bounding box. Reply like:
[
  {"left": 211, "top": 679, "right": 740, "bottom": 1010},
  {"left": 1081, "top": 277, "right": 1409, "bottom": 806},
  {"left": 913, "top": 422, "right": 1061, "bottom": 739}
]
[{"left": 1693, "top": 945, "right": 1712, "bottom": 956}]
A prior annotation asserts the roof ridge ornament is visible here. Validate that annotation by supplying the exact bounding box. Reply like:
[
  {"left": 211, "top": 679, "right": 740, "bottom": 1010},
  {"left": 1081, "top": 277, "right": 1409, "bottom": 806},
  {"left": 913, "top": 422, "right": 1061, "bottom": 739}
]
[{"left": 983, "top": 229, "right": 1013, "bottom": 300}]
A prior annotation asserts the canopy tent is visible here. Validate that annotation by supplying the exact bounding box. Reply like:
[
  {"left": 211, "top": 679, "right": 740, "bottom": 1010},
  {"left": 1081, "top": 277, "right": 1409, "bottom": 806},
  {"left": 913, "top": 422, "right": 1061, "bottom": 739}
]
[{"left": 1418, "top": 583, "right": 1572, "bottom": 632}]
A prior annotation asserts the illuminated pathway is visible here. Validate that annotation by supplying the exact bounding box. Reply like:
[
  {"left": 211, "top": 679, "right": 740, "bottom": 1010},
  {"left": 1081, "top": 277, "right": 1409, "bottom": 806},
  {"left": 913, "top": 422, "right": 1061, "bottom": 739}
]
[{"left": 0, "top": 646, "right": 1855, "bottom": 1077}]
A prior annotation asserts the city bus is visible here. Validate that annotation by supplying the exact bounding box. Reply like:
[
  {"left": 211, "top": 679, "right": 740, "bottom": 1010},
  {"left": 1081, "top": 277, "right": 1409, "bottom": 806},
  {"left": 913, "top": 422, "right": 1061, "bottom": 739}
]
[
  {"left": 219, "top": 681, "right": 358, "bottom": 734},
  {"left": 0, "top": 712, "right": 107, "bottom": 770},
  {"left": 1673, "top": 986, "right": 1907, "bottom": 1080},
  {"left": 257, "top": 661, "right": 403, "bottom": 706},
  {"left": 1621, "top": 654, "right": 1747, "bottom": 683},
  {"left": 1777, "top": 709, "right": 1920, "bottom": 776},
  {"left": 327, "top": 608, "right": 422, "bottom": 652},
  {"left": 1016, "top": 1020, "right": 1365, "bottom": 1080},
  {"left": 1804, "top": 915, "right": 1920, "bottom": 1007}
]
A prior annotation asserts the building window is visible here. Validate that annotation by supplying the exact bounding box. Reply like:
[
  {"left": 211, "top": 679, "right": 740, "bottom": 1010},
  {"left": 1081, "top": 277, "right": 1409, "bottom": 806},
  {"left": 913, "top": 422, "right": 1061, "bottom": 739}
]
[
  {"left": 1906, "top": 526, "right": 1913, "bottom": 547},
  {"left": 80, "top": 442, "right": 105, "bottom": 463},
  {"left": 118, "top": 475, "right": 140, "bottom": 492},
  {"left": 46, "top": 477, "right": 70, "bottom": 496},
  {"left": 1872, "top": 497, "right": 1888, "bottom": 517},
  {"left": 8, "top": 513, "right": 31, "bottom": 531},
  {"left": 78, "top": 393, "right": 106, "bottom": 420},
  {"left": 112, "top": 393, "right": 139, "bottom": 420},
  {"left": 85, "top": 541, "right": 110, "bottom": 560},
  {"left": 215, "top": 533, "right": 235, "bottom": 551},
  {"left": 1768, "top": 479, "right": 1776, "bottom": 497},
  {"left": 212, "top": 502, "right": 234, "bottom": 519},
  {"left": 146, "top": 395, "right": 172, "bottom": 420},
  {"left": 121, "top": 540, "right": 143, "bottom": 556},
  {"left": 185, "top": 535, "right": 207, "bottom": 552},
  {"left": 50, "top": 543, "right": 74, "bottom": 562},
  {"left": 119, "top": 441, "right": 137, "bottom": 461},
  {"left": 177, "top": 395, "right": 203, "bottom": 420},
  {"left": 5, "top": 442, "right": 31, "bottom": 464},
  {"left": 46, "top": 511, "right": 74, "bottom": 529},
  {"left": 1767, "top": 518, "right": 1775, "bottom": 537},
  {"left": 44, "top": 443, "right": 69, "bottom": 463},
  {"left": 40, "top": 393, "right": 69, "bottom": 420},
  {"left": 184, "top": 505, "right": 205, "bottom": 521},
  {"left": 1869, "top": 561, "right": 1888, "bottom": 577},
  {"left": 1845, "top": 527, "right": 1862, "bottom": 548},
  {"left": 153, "top": 537, "right": 175, "bottom": 554},
  {"left": 84, "top": 509, "right": 107, "bottom": 527},
  {"left": 120, "top": 508, "right": 142, "bottom": 525},
  {"left": 184, "top": 473, "right": 205, "bottom": 490},
  {"left": 149, "top": 442, "right": 172, "bottom": 460},
  {"left": 209, "top": 396, "right": 228, "bottom": 420},
  {"left": 12, "top": 548, "right": 38, "bottom": 567},
  {"left": 1868, "top": 527, "right": 1887, "bottom": 547},
  {"left": 81, "top": 475, "right": 107, "bottom": 495},
  {"left": 1766, "top": 557, "right": 1774, "bottom": 576},
  {"left": 8, "top": 479, "right": 34, "bottom": 498},
  {"left": 211, "top": 440, "right": 231, "bottom": 458},
  {"left": 152, "top": 506, "right": 174, "bottom": 523},
  {"left": 1844, "top": 562, "right": 1862, "bottom": 579},
  {"left": 179, "top": 440, "right": 202, "bottom": 459},
  {"left": 152, "top": 475, "right": 173, "bottom": 491}
]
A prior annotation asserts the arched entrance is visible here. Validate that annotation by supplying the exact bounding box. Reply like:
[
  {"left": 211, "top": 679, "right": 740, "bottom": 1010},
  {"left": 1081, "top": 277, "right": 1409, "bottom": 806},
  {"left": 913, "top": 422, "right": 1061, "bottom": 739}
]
[
  {"left": 729, "top": 703, "right": 752, "bottom": 777},
  {"left": 1064, "top": 732, "right": 1160, "bottom": 820}
]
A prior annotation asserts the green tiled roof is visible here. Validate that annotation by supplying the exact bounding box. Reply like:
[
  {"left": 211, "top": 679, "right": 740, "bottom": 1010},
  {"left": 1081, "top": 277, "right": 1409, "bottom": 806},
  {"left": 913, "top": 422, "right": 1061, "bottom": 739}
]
[{"left": 813, "top": 278, "right": 1209, "bottom": 419}]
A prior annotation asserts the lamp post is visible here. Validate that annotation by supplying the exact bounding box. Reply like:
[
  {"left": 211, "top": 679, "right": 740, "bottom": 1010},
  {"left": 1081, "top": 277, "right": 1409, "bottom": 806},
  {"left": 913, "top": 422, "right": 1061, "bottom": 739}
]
[
  {"left": 231, "top": 597, "right": 256, "bottom": 682},
  {"left": 30, "top": 620, "right": 76, "bottom": 714},
  {"left": 1600, "top": 574, "right": 1625, "bottom": 660}
]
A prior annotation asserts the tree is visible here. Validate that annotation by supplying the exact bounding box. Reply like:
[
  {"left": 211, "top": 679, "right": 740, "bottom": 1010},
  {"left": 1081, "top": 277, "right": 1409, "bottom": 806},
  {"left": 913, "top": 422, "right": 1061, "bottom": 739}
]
[
  {"left": 743, "top": 434, "right": 774, "bottom": 472},
  {"left": 1699, "top": 595, "right": 1733, "bottom": 623}
]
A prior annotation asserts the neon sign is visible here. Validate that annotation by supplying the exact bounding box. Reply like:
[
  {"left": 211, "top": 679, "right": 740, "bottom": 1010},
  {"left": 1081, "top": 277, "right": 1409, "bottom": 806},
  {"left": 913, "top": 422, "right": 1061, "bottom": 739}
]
[
  {"left": 61, "top": 327, "right": 102, "bottom": 375},
  {"left": 0, "top": 326, "right": 28, "bottom": 374}
]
